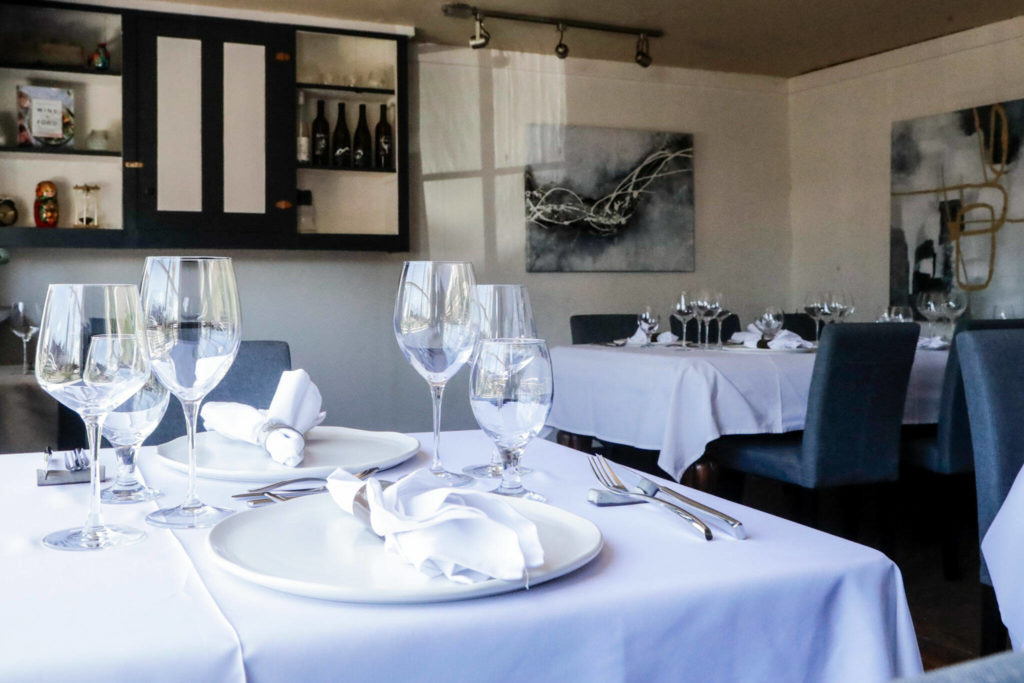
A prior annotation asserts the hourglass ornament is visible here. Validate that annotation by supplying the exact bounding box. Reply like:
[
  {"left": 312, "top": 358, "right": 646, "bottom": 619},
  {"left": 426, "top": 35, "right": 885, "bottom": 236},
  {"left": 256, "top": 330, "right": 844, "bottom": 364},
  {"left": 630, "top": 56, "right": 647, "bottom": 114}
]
[{"left": 73, "top": 184, "right": 100, "bottom": 228}]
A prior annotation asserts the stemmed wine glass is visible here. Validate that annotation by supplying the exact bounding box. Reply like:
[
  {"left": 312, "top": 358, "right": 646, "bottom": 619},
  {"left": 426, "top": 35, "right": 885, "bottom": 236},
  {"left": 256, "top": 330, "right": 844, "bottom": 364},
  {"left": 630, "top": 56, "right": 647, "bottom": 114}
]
[
  {"left": 464, "top": 284, "right": 537, "bottom": 479},
  {"left": 713, "top": 295, "right": 731, "bottom": 349},
  {"left": 35, "top": 284, "right": 150, "bottom": 550},
  {"left": 11, "top": 301, "right": 40, "bottom": 374},
  {"left": 394, "top": 261, "right": 479, "bottom": 487},
  {"left": 141, "top": 256, "right": 242, "bottom": 528},
  {"left": 101, "top": 374, "right": 169, "bottom": 503},
  {"left": 915, "top": 291, "right": 942, "bottom": 338},
  {"left": 638, "top": 306, "right": 660, "bottom": 345},
  {"left": 693, "top": 290, "right": 720, "bottom": 349},
  {"left": 803, "top": 292, "right": 828, "bottom": 343},
  {"left": 674, "top": 291, "right": 695, "bottom": 350},
  {"left": 938, "top": 289, "right": 968, "bottom": 340},
  {"left": 469, "top": 339, "right": 553, "bottom": 502},
  {"left": 753, "top": 306, "right": 784, "bottom": 342}
]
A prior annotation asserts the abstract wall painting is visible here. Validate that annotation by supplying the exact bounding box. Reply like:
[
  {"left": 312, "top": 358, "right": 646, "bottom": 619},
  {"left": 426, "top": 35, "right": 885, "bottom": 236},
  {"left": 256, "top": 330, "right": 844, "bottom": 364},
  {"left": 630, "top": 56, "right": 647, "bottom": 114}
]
[
  {"left": 524, "top": 124, "right": 694, "bottom": 272},
  {"left": 891, "top": 99, "right": 1024, "bottom": 315}
]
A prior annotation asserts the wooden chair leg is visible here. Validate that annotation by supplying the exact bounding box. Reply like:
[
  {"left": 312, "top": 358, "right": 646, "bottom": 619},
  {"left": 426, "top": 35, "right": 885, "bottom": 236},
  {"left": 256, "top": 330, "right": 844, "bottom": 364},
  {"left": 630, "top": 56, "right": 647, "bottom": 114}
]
[
  {"left": 556, "top": 430, "right": 593, "bottom": 453},
  {"left": 981, "top": 583, "right": 1009, "bottom": 655},
  {"left": 682, "top": 459, "right": 720, "bottom": 492}
]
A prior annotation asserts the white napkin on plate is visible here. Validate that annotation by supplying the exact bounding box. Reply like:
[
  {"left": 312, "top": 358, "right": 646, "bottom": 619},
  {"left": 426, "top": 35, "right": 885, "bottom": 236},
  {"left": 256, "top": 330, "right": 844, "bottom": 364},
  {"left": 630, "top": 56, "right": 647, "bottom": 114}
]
[
  {"left": 656, "top": 331, "right": 679, "bottom": 343},
  {"left": 200, "top": 369, "right": 326, "bottom": 467},
  {"left": 326, "top": 468, "right": 544, "bottom": 584},
  {"left": 981, "top": 464, "right": 1024, "bottom": 650},
  {"left": 917, "top": 336, "right": 948, "bottom": 350},
  {"left": 624, "top": 324, "right": 649, "bottom": 347},
  {"left": 730, "top": 324, "right": 813, "bottom": 349}
]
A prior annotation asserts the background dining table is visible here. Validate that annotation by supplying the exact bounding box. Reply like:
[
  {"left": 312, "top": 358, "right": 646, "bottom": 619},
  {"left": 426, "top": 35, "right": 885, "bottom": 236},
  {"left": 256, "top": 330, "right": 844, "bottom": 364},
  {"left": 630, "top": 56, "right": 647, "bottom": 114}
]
[
  {"left": 1, "top": 429, "right": 922, "bottom": 682},
  {"left": 547, "top": 344, "right": 948, "bottom": 480}
]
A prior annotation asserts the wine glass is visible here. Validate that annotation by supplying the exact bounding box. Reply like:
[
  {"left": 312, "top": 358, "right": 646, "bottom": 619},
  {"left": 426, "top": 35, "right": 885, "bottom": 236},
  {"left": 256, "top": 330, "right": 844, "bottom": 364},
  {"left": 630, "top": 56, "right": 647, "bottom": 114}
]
[
  {"left": 469, "top": 339, "right": 553, "bottom": 501},
  {"left": 674, "top": 291, "right": 696, "bottom": 350},
  {"left": 693, "top": 290, "right": 720, "bottom": 349},
  {"left": 11, "top": 301, "right": 40, "bottom": 374},
  {"left": 803, "top": 292, "right": 827, "bottom": 343},
  {"left": 464, "top": 284, "right": 537, "bottom": 479},
  {"left": 915, "top": 291, "right": 942, "bottom": 337},
  {"left": 713, "top": 294, "right": 730, "bottom": 349},
  {"left": 938, "top": 289, "right": 968, "bottom": 341},
  {"left": 638, "top": 306, "right": 660, "bottom": 345},
  {"left": 141, "top": 256, "right": 242, "bottom": 528},
  {"left": 101, "top": 373, "right": 169, "bottom": 503},
  {"left": 35, "top": 284, "right": 150, "bottom": 550},
  {"left": 394, "top": 261, "right": 479, "bottom": 487},
  {"left": 753, "top": 306, "right": 784, "bottom": 341}
]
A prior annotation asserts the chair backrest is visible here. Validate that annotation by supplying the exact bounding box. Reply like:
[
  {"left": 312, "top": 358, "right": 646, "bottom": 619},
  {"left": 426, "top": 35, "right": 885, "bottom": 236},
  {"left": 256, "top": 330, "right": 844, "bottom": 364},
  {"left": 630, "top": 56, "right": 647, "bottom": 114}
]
[
  {"left": 57, "top": 340, "right": 293, "bottom": 450},
  {"left": 670, "top": 314, "right": 740, "bottom": 344},
  {"left": 929, "top": 318, "right": 1024, "bottom": 474},
  {"left": 782, "top": 312, "right": 821, "bottom": 342},
  {"left": 569, "top": 314, "right": 638, "bottom": 345},
  {"left": 801, "top": 323, "right": 920, "bottom": 487},
  {"left": 957, "top": 329, "right": 1024, "bottom": 585}
]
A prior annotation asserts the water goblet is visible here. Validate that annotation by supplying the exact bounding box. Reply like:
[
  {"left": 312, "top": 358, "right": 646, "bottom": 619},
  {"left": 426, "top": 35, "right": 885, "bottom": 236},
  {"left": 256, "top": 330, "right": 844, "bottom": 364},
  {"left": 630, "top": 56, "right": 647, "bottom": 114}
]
[
  {"left": 938, "top": 289, "right": 967, "bottom": 341},
  {"left": 693, "top": 290, "right": 719, "bottom": 349},
  {"left": 674, "top": 291, "right": 696, "bottom": 349},
  {"left": 35, "top": 284, "right": 150, "bottom": 550},
  {"left": 803, "top": 292, "right": 827, "bottom": 342},
  {"left": 142, "top": 256, "right": 242, "bottom": 528},
  {"left": 11, "top": 301, "right": 40, "bottom": 374},
  {"left": 394, "top": 261, "right": 479, "bottom": 487},
  {"left": 101, "top": 374, "right": 169, "bottom": 504},
  {"left": 753, "top": 306, "right": 784, "bottom": 342},
  {"left": 469, "top": 339, "right": 553, "bottom": 502},
  {"left": 638, "top": 306, "right": 660, "bottom": 345},
  {"left": 713, "top": 294, "right": 731, "bottom": 349},
  {"left": 464, "top": 284, "right": 537, "bottom": 479},
  {"left": 915, "top": 291, "right": 942, "bottom": 338}
]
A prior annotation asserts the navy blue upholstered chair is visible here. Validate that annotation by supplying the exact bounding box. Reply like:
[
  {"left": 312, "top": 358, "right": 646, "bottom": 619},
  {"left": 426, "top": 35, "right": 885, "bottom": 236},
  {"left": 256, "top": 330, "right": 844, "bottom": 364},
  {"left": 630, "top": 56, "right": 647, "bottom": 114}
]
[
  {"left": 709, "top": 322, "right": 919, "bottom": 496},
  {"left": 782, "top": 312, "right": 822, "bottom": 342},
  {"left": 569, "top": 314, "right": 638, "bottom": 345},
  {"left": 57, "top": 340, "right": 292, "bottom": 450},
  {"left": 670, "top": 313, "right": 740, "bottom": 344},
  {"left": 900, "top": 651, "right": 1024, "bottom": 682},
  {"left": 958, "top": 329, "right": 1024, "bottom": 653}
]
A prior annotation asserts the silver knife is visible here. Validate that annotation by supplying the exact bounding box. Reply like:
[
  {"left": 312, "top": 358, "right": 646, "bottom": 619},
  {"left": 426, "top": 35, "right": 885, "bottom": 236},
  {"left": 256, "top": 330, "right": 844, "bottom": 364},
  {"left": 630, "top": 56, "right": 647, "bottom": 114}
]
[{"left": 633, "top": 474, "right": 747, "bottom": 540}]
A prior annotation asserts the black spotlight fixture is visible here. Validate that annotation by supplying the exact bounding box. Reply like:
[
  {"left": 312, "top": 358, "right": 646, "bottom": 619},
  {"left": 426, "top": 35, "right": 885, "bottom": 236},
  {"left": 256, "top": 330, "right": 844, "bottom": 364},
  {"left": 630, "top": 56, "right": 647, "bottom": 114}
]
[
  {"left": 554, "top": 24, "right": 569, "bottom": 59},
  {"left": 469, "top": 12, "right": 490, "bottom": 49},
  {"left": 635, "top": 33, "right": 652, "bottom": 68}
]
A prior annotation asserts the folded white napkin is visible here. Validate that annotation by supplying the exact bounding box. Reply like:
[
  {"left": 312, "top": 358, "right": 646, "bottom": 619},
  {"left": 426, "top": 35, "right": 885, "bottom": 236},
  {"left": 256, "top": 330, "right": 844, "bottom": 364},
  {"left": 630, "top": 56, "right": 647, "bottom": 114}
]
[
  {"left": 981, "top": 465, "right": 1024, "bottom": 650},
  {"left": 730, "top": 324, "right": 813, "bottom": 349},
  {"left": 326, "top": 468, "right": 544, "bottom": 584},
  {"left": 200, "top": 369, "right": 326, "bottom": 467},
  {"left": 624, "top": 324, "right": 649, "bottom": 347},
  {"left": 656, "top": 331, "right": 679, "bottom": 343},
  {"left": 917, "top": 336, "right": 948, "bottom": 349}
]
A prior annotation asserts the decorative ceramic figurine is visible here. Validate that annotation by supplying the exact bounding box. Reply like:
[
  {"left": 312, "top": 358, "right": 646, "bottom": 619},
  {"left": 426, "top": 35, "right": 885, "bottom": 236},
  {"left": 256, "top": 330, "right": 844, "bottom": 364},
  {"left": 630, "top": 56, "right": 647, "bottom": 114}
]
[
  {"left": 88, "top": 43, "right": 110, "bottom": 71},
  {"left": 0, "top": 198, "right": 17, "bottom": 226},
  {"left": 34, "top": 181, "right": 58, "bottom": 228}
]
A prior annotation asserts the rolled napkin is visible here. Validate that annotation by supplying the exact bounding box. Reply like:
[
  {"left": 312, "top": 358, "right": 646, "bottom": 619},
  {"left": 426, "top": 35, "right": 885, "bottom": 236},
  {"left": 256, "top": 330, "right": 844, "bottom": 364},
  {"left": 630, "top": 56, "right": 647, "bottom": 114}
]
[
  {"left": 200, "top": 369, "right": 326, "bottom": 467},
  {"left": 326, "top": 468, "right": 544, "bottom": 584},
  {"left": 917, "top": 336, "right": 948, "bottom": 349},
  {"left": 624, "top": 324, "right": 650, "bottom": 347},
  {"left": 730, "top": 324, "right": 813, "bottom": 349},
  {"left": 981, "top": 464, "right": 1024, "bottom": 650},
  {"left": 656, "top": 330, "right": 679, "bottom": 343}
]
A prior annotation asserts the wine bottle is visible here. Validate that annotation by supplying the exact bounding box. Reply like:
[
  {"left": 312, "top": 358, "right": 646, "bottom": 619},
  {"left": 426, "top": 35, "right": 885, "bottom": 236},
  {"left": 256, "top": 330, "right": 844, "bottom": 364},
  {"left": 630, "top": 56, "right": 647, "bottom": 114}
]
[
  {"left": 374, "top": 103, "right": 393, "bottom": 170},
  {"left": 332, "top": 102, "right": 351, "bottom": 168},
  {"left": 296, "top": 91, "right": 310, "bottom": 163},
  {"left": 352, "top": 104, "right": 372, "bottom": 169},
  {"left": 311, "top": 100, "right": 330, "bottom": 166}
]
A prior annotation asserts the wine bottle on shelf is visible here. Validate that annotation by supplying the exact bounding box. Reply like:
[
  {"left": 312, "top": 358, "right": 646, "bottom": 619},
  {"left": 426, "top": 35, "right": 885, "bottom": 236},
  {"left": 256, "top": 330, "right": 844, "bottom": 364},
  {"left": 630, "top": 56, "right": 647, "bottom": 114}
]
[
  {"left": 332, "top": 102, "right": 351, "bottom": 168},
  {"left": 296, "top": 92, "right": 310, "bottom": 163},
  {"left": 374, "top": 103, "right": 393, "bottom": 170},
  {"left": 311, "top": 100, "right": 330, "bottom": 166},
  {"left": 352, "top": 104, "right": 372, "bottom": 169}
]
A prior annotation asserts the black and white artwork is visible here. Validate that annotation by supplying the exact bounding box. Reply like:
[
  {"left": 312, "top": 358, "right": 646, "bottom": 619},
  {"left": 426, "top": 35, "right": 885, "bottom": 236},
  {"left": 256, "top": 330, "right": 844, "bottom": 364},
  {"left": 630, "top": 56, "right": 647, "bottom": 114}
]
[{"left": 525, "top": 124, "right": 694, "bottom": 272}]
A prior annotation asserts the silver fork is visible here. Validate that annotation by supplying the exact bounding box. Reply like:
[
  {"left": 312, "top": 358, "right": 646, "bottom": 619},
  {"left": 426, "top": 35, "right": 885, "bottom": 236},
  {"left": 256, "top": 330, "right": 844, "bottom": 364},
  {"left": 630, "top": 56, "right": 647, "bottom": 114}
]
[{"left": 588, "top": 454, "right": 713, "bottom": 541}]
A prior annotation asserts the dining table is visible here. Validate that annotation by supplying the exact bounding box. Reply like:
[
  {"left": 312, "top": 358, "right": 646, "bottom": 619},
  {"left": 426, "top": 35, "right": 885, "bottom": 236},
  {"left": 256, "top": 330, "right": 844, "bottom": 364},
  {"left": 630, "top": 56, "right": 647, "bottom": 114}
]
[
  {"left": 1, "top": 429, "right": 923, "bottom": 682},
  {"left": 547, "top": 343, "right": 948, "bottom": 481}
]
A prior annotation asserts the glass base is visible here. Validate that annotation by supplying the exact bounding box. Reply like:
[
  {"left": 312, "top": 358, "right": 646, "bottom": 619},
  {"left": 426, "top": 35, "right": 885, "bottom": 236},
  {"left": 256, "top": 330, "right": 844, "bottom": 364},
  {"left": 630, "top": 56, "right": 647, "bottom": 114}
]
[
  {"left": 43, "top": 524, "right": 146, "bottom": 551},
  {"left": 146, "top": 501, "right": 233, "bottom": 529},
  {"left": 102, "top": 484, "right": 161, "bottom": 504},
  {"left": 462, "top": 463, "right": 533, "bottom": 478},
  {"left": 429, "top": 469, "right": 473, "bottom": 487},
  {"left": 492, "top": 486, "right": 546, "bottom": 503}
]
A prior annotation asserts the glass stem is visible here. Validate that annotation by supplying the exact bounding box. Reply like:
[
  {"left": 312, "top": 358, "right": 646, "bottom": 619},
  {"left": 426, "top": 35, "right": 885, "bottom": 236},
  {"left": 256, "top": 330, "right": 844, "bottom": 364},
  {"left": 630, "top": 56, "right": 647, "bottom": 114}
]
[
  {"left": 429, "top": 383, "right": 445, "bottom": 474},
  {"left": 114, "top": 445, "right": 138, "bottom": 487},
  {"left": 182, "top": 399, "right": 201, "bottom": 508},
  {"left": 21, "top": 339, "right": 28, "bottom": 374},
  {"left": 83, "top": 416, "right": 105, "bottom": 533},
  {"left": 498, "top": 447, "right": 524, "bottom": 494}
]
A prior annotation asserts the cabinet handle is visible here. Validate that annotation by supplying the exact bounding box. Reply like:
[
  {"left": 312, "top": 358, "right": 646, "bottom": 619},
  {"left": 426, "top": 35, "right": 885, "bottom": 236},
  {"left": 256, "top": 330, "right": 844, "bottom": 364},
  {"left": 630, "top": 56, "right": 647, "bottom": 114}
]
[
  {"left": 124, "top": 161, "right": 144, "bottom": 169},
  {"left": 275, "top": 200, "right": 293, "bottom": 210},
  {"left": 275, "top": 52, "right": 291, "bottom": 62}
]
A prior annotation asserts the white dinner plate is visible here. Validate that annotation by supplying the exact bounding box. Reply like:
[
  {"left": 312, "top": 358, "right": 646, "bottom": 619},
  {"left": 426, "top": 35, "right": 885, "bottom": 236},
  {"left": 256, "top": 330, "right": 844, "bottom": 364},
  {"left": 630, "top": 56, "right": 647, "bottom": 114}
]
[
  {"left": 208, "top": 493, "right": 603, "bottom": 603},
  {"left": 722, "top": 344, "right": 815, "bottom": 353},
  {"left": 156, "top": 426, "right": 420, "bottom": 482}
]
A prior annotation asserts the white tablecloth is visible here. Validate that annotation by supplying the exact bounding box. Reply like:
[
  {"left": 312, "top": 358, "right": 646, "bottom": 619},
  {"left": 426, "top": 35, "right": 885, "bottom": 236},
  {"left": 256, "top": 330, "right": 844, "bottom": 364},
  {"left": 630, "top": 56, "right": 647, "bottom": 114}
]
[
  {"left": 547, "top": 345, "right": 948, "bottom": 480},
  {"left": 1, "top": 430, "right": 922, "bottom": 682},
  {"left": 982, "top": 463, "right": 1024, "bottom": 650}
]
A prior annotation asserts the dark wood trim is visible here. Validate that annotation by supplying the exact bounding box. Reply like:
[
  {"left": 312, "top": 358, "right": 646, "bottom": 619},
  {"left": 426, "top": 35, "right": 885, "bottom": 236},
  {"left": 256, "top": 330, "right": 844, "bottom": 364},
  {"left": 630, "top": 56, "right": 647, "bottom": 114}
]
[{"left": 0, "top": 147, "right": 120, "bottom": 157}]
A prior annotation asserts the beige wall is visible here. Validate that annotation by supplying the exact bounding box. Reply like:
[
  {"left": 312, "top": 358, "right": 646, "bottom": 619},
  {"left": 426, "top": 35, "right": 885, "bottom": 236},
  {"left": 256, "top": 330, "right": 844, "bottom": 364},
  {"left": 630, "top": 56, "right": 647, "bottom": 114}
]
[
  {"left": 788, "top": 17, "right": 1024, "bottom": 318},
  {"left": 0, "top": 37, "right": 791, "bottom": 432}
]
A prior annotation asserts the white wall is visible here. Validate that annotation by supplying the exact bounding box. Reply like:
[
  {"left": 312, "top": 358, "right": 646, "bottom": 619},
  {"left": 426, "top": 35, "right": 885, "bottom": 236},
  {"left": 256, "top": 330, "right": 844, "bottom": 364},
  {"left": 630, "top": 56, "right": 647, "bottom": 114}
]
[
  {"left": 788, "top": 17, "right": 1024, "bottom": 318},
  {"left": 0, "top": 38, "right": 791, "bottom": 433}
]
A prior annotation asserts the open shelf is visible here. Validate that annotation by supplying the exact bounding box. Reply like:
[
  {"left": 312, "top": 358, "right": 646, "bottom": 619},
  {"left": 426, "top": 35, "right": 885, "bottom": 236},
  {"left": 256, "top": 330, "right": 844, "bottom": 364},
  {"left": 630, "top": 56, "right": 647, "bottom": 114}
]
[
  {"left": 0, "top": 146, "right": 121, "bottom": 158},
  {"left": 0, "top": 61, "right": 121, "bottom": 77},
  {"left": 297, "top": 163, "right": 395, "bottom": 174},
  {"left": 296, "top": 82, "right": 394, "bottom": 95}
]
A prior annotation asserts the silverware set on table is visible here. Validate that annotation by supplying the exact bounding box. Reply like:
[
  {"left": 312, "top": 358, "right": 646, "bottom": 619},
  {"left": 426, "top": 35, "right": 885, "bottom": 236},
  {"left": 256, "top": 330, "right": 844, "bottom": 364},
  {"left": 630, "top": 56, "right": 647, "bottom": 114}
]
[
  {"left": 586, "top": 454, "right": 746, "bottom": 541},
  {"left": 232, "top": 468, "right": 379, "bottom": 507}
]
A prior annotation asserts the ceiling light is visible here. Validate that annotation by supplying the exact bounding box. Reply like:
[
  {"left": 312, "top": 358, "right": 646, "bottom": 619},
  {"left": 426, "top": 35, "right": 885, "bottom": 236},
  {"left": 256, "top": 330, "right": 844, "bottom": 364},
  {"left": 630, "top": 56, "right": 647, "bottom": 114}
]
[
  {"left": 555, "top": 24, "right": 569, "bottom": 59},
  {"left": 635, "top": 33, "right": 652, "bottom": 68},
  {"left": 469, "top": 12, "right": 490, "bottom": 49}
]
